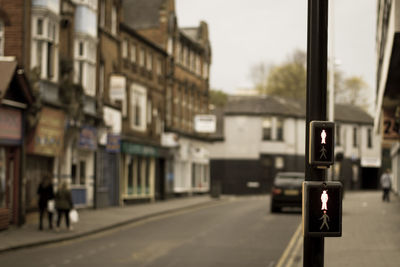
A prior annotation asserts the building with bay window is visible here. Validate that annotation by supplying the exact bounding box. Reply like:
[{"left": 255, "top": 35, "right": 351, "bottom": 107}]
[{"left": 122, "top": 0, "right": 212, "bottom": 196}]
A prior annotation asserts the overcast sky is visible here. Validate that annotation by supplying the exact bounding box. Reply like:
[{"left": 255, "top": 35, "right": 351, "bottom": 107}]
[{"left": 176, "top": 0, "right": 376, "bottom": 103}]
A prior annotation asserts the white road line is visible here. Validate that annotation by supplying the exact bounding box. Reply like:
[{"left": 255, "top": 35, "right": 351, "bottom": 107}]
[
  {"left": 286, "top": 233, "right": 303, "bottom": 267},
  {"left": 275, "top": 223, "right": 302, "bottom": 267}
]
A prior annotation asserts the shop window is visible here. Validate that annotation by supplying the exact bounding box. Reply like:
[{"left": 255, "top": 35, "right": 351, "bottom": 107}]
[
  {"left": 127, "top": 157, "right": 133, "bottom": 194},
  {"left": 71, "top": 164, "right": 77, "bottom": 184},
  {"left": 71, "top": 160, "right": 86, "bottom": 185},
  {"left": 145, "top": 158, "right": 150, "bottom": 194},
  {"left": 0, "top": 148, "right": 5, "bottom": 208},
  {"left": 137, "top": 157, "right": 142, "bottom": 194},
  {"left": 79, "top": 161, "right": 86, "bottom": 185}
]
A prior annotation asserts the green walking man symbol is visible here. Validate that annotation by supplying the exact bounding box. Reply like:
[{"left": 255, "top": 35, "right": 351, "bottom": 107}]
[{"left": 320, "top": 210, "right": 330, "bottom": 230}]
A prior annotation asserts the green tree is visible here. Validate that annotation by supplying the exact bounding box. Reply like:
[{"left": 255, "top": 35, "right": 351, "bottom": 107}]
[
  {"left": 251, "top": 49, "right": 307, "bottom": 99},
  {"left": 334, "top": 75, "right": 370, "bottom": 110},
  {"left": 209, "top": 89, "right": 228, "bottom": 107}
]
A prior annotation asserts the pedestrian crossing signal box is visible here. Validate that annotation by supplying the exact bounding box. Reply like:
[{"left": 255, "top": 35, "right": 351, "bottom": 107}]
[
  {"left": 309, "top": 121, "right": 335, "bottom": 167},
  {"left": 303, "top": 181, "right": 342, "bottom": 237}
]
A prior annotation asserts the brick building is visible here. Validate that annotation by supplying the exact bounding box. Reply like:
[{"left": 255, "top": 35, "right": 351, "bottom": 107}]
[{"left": 122, "top": 0, "right": 212, "bottom": 195}]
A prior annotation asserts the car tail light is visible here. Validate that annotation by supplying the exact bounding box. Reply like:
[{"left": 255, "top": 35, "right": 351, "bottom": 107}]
[{"left": 272, "top": 188, "right": 282, "bottom": 195}]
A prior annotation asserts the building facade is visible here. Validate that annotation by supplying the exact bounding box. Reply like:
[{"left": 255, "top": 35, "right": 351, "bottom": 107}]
[
  {"left": 375, "top": 0, "right": 400, "bottom": 194},
  {"left": 209, "top": 96, "right": 381, "bottom": 194},
  {"left": 122, "top": 0, "right": 212, "bottom": 196}
]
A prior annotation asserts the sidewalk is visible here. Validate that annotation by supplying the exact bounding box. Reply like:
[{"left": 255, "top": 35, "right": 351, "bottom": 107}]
[
  {"left": 292, "top": 191, "right": 400, "bottom": 267},
  {"left": 0, "top": 196, "right": 219, "bottom": 253}
]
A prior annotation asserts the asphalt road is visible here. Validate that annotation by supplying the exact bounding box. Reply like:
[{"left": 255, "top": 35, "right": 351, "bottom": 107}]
[{"left": 0, "top": 196, "right": 301, "bottom": 267}]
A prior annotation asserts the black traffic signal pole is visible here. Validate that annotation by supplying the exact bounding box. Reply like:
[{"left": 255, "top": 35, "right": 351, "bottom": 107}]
[{"left": 304, "top": 0, "right": 329, "bottom": 267}]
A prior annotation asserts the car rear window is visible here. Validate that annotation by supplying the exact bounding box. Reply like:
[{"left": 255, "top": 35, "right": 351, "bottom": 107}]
[{"left": 275, "top": 173, "right": 304, "bottom": 184}]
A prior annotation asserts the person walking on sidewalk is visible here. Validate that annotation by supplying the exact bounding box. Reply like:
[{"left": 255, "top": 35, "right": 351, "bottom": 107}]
[
  {"left": 55, "top": 181, "right": 74, "bottom": 231},
  {"left": 37, "top": 173, "right": 54, "bottom": 230},
  {"left": 380, "top": 168, "right": 392, "bottom": 202}
]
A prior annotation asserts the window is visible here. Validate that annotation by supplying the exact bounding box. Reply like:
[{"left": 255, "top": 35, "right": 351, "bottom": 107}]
[
  {"left": 37, "top": 18, "right": 43, "bottom": 35},
  {"left": 353, "top": 127, "right": 358, "bottom": 147},
  {"left": 74, "top": 39, "right": 96, "bottom": 96},
  {"left": 0, "top": 20, "right": 4, "bottom": 56},
  {"left": 122, "top": 39, "right": 128, "bottom": 59},
  {"left": 335, "top": 124, "right": 341, "bottom": 146},
  {"left": 262, "top": 118, "right": 272, "bottom": 140},
  {"left": 79, "top": 161, "right": 86, "bottom": 185},
  {"left": 147, "top": 52, "right": 153, "bottom": 71},
  {"left": 130, "top": 44, "right": 137, "bottom": 63},
  {"left": 367, "top": 128, "right": 373, "bottom": 148},
  {"left": 130, "top": 83, "right": 147, "bottom": 131},
  {"left": 139, "top": 48, "right": 145, "bottom": 67},
  {"left": 276, "top": 118, "right": 284, "bottom": 141},
  {"left": 147, "top": 100, "right": 152, "bottom": 124},
  {"left": 71, "top": 160, "right": 86, "bottom": 185},
  {"left": 99, "top": 0, "right": 105, "bottom": 28},
  {"left": 111, "top": 4, "right": 117, "bottom": 35},
  {"left": 36, "top": 40, "right": 43, "bottom": 70},
  {"left": 99, "top": 63, "right": 104, "bottom": 98},
  {"left": 79, "top": 41, "right": 84, "bottom": 56},
  {"left": 156, "top": 58, "right": 163, "bottom": 75},
  {"left": 32, "top": 16, "right": 58, "bottom": 81}
]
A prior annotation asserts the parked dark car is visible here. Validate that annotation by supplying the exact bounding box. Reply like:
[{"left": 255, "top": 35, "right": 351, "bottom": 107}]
[{"left": 270, "top": 172, "right": 304, "bottom": 213}]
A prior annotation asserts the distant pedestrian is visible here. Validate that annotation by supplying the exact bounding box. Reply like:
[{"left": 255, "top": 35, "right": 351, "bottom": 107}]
[
  {"left": 55, "top": 181, "right": 74, "bottom": 231},
  {"left": 37, "top": 173, "right": 54, "bottom": 230},
  {"left": 380, "top": 169, "right": 392, "bottom": 202}
]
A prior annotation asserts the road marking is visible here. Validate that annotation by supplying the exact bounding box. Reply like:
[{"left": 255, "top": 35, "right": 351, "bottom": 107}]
[
  {"left": 286, "top": 233, "right": 303, "bottom": 267},
  {"left": 275, "top": 223, "right": 302, "bottom": 267}
]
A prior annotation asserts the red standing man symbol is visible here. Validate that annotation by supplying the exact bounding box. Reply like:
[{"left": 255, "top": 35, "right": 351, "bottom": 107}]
[
  {"left": 321, "top": 190, "right": 328, "bottom": 210},
  {"left": 321, "top": 129, "right": 327, "bottom": 144}
]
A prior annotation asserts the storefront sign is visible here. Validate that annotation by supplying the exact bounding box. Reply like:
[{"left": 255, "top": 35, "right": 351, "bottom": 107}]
[
  {"left": 103, "top": 106, "right": 121, "bottom": 134},
  {"left": 0, "top": 107, "right": 22, "bottom": 143},
  {"left": 27, "top": 107, "right": 65, "bottom": 156},
  {"left": 79, "top": 126, "right": 97, "bottom": 151},
  {"left": 106, "top": 134, "right": 120, "bottom": 153},
  {"left": 109, "top": 75, "right": 126, "bottom": 101},
  {"left": 121, "top": 142, "right": 158, "bottom": 157},
  {"left": 194, "top": 114, "right": 216, "bottom": 133},
  {"left": 383, "top": 108, "right": 400, "bottom": 140}
]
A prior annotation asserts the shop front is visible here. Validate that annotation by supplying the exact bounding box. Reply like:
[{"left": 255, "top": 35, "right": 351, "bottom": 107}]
[
  {"left": 0, "top": 107, "right": 23, "bottom": 230},
  {"left": 95, "top": 106, "right": 121, "bottom": 208},
  {"left": 69, "top": 125, "right": 97, "bottom": 208},
  {"left": 121, "top": 142, "right": 158, "bottom": 203},
  {"left": 26, "top": 107, "right": 65, "bottom": 212},
  {"left": 173, "top": 137, "right": 211, "bottom": 195}
]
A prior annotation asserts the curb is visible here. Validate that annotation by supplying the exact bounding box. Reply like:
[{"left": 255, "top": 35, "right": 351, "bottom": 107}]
[{"left": 0, "top": 197, "right": 225, "bottom": 254}]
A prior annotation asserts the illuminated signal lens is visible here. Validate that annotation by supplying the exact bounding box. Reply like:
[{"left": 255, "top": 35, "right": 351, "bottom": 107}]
[{"left": 272, "top": 188, "right": 282, "bottom": 195}]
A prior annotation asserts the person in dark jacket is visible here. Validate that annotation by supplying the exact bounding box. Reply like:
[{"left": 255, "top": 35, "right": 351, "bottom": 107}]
[
  {"left": 55, "top": 181, "right": 74, "bottom": 231},
  {"left": 37, "top": 173, "right": 54, "bottom": 230}
]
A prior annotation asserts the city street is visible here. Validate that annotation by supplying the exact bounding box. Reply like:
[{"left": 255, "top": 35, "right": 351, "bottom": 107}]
[{"left": 0, "top": 196, "right": 300, "bottom": 267}]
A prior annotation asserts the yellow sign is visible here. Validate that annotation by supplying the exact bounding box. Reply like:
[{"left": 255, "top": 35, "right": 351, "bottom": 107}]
[{"left": 27, "top": 107, "right": 65, "bottom": 156}]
